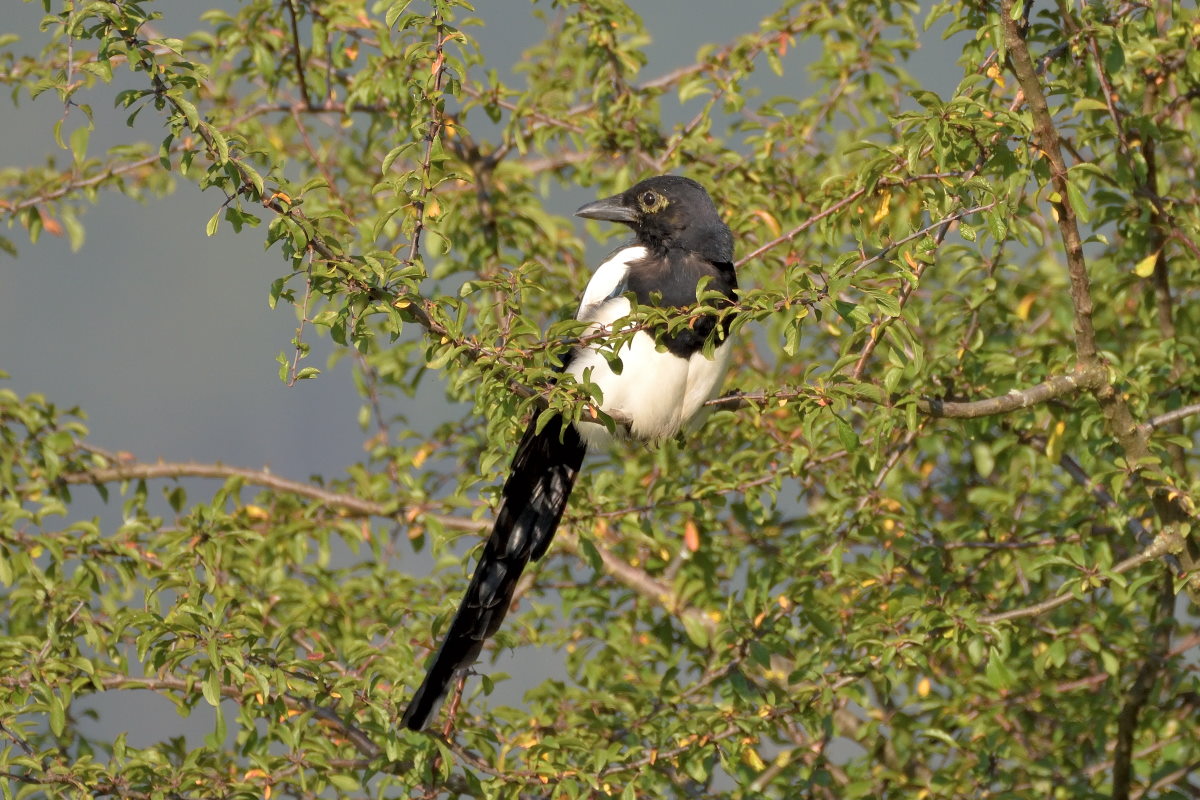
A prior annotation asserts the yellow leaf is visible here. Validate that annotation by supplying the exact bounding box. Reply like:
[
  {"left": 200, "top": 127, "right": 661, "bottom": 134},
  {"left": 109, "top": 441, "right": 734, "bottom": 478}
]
[
  {"left": 412, "top": 445, "right": 431, "bottom": 469},
  {"left": 871, "top": 191, "right": 891, "bottom": 223},
  {"left": 1045, "top": 419, "right": 1067, "bottom": 462},
  {"left": 1133, "top": 251, "right": 1159, "bottom": 277},
  {"left": 986, "top": 64, "right": 1006, "bottom": 88},
  {"left": 917, "top": 677, "right": 931, "bottom": 698},
  {"left": 742, "top": 747, "right": 766, "bottom": 771},
  {"left": 243, "top": 504, "right": 269, "bottom": 521},
  {"left": 1016, "top": 293, "right": 1036, "bottom": 321}
]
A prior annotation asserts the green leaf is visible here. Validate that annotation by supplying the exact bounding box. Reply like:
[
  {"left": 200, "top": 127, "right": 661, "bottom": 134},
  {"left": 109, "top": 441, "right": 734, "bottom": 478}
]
[
  {"left": 1072, "top": 98, "right": 1109, "bottom": 113},
  {"left": 385, "top": 0, "right": 415, "bottom": 29}
]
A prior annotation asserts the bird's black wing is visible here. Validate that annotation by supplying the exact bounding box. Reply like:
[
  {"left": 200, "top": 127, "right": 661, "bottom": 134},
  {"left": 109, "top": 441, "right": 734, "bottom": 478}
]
[{"left": 400, "top": 413, "right": 587, "bottom": 730}]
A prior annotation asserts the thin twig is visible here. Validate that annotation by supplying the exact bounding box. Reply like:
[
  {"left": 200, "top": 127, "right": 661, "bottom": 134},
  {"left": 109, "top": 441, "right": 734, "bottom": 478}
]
[
  {"left": 285, "top": 0, "right": 311, "bottom": 107},
  {"left": 286, "top": 253, "right": 315, "bottom": 386},
  {"left": 402, "top": 14, "right": 448, "bottom": 270}
]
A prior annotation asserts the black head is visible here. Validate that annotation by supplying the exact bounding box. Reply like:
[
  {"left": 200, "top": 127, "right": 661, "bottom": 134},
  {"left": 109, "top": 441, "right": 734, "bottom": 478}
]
[{"left": 575, "top": 175, "right": 733, "bottom": 263}]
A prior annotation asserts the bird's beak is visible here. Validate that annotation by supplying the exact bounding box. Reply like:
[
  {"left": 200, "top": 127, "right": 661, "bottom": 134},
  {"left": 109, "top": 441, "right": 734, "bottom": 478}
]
[{"left": 575, "top": 195, "right": 638, "bottom": 223}]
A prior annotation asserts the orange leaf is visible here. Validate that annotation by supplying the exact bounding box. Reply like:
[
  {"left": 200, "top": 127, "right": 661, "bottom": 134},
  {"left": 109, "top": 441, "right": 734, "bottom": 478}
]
[
  {"left": 751, "top": 209, "right": 781, "bottom": 238},
  {"left": 683, "top": 519, "right": 701, "bottom": 552}
]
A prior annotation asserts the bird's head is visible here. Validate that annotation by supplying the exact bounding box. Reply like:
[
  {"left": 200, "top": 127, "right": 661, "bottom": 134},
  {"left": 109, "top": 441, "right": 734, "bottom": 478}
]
[{"left": 575, "top": 175, "right": 733, "bottom": 263}]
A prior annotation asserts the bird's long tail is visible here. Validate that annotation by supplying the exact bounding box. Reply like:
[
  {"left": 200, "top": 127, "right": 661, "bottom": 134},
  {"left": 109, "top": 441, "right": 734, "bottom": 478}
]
[{"left": 400, "top": 414, "right": 587, "bottom": 731}]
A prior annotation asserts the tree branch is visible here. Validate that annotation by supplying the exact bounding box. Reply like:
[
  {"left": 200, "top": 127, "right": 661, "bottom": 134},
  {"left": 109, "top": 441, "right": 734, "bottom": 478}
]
[
  {"left": 285, "top": 0, "right": 311, "bottom": 108},
  {"left": 57, "top": 455, "right": 477, "bottom": 530},
  {"left": 1143, "top": 403, "right": 1200, "bottom": 433},
  {"left": 1000, "top": 0, "right": 1198, "bottom": 591},
  {"left": 979, "top": 530, "right": 1179, "bottom": 624},
  {"left": 1001, "top": 3, "right": 1098, "bottom": 362},
  {"left": 919, "top": 366, "right": 1102, "bottom": 418},
  {"left": 98, "top": 674, "right": 381, "bottom": 761},
  {"left": 402, "top": 11, "right": 447, "bottom": 271},
  {"left": 56, "top": 451, "right": 713, "bottom": 633},
  {"left": 1111, "top": 574, "right": 1174, "bottom": 800}
]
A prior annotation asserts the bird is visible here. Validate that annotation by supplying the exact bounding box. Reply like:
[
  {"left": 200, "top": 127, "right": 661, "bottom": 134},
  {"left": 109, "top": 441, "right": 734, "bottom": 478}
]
[{"left": 400, "top": 175, "right": 738, "bottom": 731}]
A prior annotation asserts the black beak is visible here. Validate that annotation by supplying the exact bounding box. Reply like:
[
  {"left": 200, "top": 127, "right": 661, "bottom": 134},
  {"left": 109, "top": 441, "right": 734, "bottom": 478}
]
[{"left": 575, "top": 195, "right": 638, "bottom": 223}]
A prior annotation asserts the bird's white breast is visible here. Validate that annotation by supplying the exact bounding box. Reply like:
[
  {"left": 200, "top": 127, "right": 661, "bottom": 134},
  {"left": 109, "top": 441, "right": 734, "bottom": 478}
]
[{"left": 567, "top": 247, "right": 732, "bottom": 448}]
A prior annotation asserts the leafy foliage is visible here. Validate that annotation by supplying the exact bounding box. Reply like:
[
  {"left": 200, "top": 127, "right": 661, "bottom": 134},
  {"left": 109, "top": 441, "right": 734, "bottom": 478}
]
[{"left": 1, "top": 0, "right": 1199, "bottom": 797}]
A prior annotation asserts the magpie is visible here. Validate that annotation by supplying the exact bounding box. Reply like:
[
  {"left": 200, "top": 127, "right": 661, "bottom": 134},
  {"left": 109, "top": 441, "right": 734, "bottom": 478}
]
[{"left": 400, "top": 175, "right": 738, "bottom": 731}]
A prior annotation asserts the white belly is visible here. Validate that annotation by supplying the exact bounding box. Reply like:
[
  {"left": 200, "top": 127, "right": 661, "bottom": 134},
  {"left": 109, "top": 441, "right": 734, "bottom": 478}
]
[{"left": 567, "top": 296, "right": 732, "bottom": 448}]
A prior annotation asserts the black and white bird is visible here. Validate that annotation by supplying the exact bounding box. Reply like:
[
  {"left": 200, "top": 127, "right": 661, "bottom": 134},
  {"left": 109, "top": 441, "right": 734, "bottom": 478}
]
[{"left": 401, "top": 175, "right": 738, "bottom": 731}]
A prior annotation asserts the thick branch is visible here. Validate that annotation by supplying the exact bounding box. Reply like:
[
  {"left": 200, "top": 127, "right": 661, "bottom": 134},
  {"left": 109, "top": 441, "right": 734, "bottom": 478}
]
[
  {"left": 1000, "top": 1, "right": 1198, "bottom": 591},
  {"left": 919, "top": 367, "right": 1102, "bottom": 418},
  {"left": 1000, "top": 2, "right": 1098, "bottom": 364},
  {"left": 707, "top": 367, "right": 1099, "bottom": 420}
]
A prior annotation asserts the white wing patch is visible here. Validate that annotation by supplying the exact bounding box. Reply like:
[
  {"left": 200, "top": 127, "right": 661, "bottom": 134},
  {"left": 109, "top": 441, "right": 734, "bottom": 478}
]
[
  {"left": 576, "top": 246, "right": 647, "bottom": 320},
  {"left": 568, "top": 245, "right": 731, "bottom": 448}
]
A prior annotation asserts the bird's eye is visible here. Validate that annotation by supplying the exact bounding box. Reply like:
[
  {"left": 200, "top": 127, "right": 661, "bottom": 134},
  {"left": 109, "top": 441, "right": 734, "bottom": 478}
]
[{"left": 639, "top": 191, "right": 661, "bottom": 210}]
